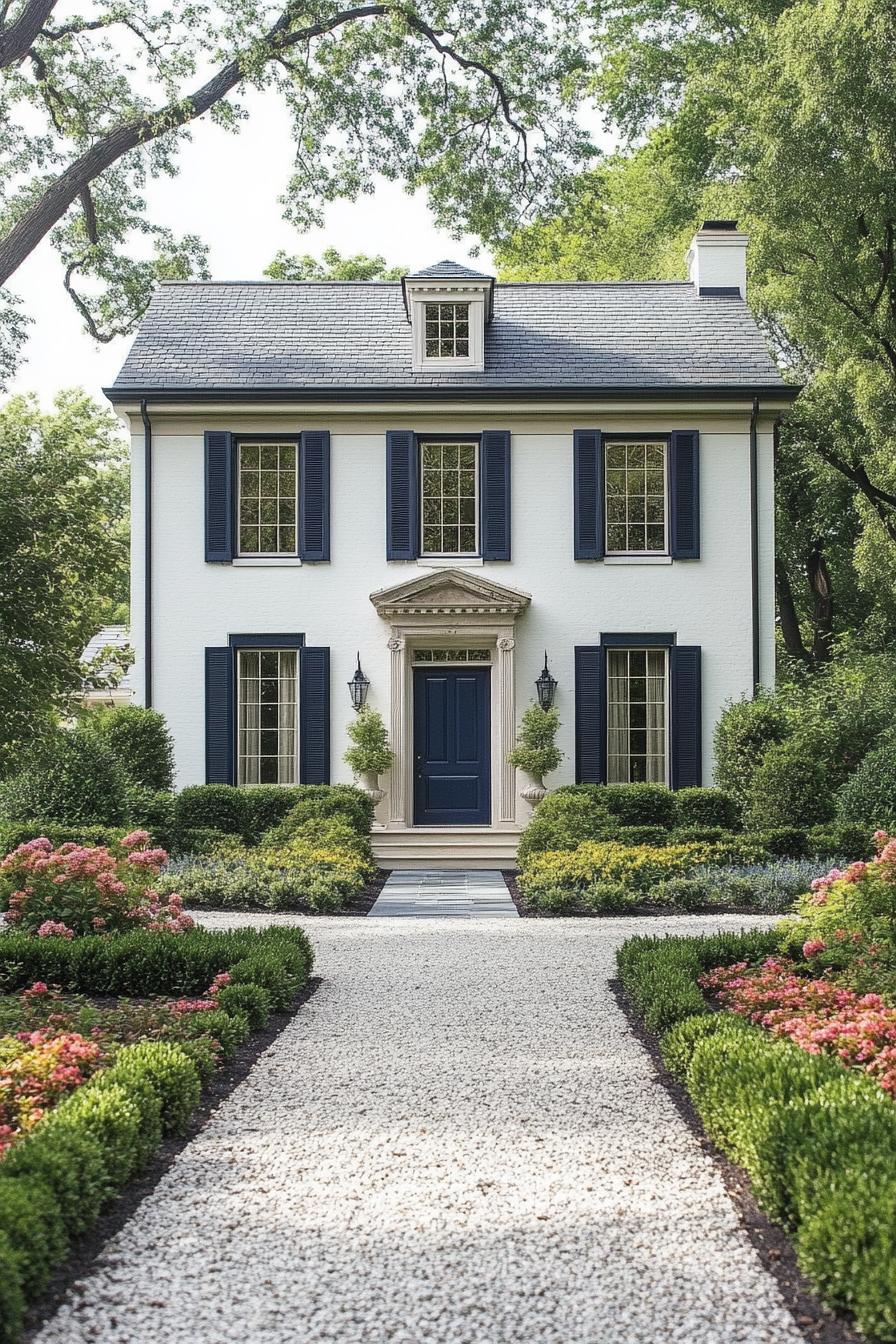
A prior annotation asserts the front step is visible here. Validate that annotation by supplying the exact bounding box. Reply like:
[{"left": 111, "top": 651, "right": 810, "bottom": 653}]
[{"left": 372, "top": 826, "right": 521, "bottom": 870}]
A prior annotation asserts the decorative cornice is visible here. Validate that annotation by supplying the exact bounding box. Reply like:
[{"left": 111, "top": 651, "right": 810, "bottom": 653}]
[{"left": 370, "top": 568, "right": 531, "bottom": 620}]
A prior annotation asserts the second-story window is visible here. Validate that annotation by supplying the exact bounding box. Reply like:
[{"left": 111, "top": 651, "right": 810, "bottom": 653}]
[
  {"left": 237, "top": 441, "right": 298, "bottom": 556},
  {"left": 605, "top": 440, "right": 668, "bottom": 555},
  {"left": 424, "top": 302, "right": 470, "bottom": 359},
  {"left": 420, "top": 441, "right": 478, "bottom": 555}
]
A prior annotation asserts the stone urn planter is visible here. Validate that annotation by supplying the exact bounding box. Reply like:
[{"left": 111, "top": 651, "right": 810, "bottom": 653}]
[
  {"left": 518, "top": 770, "right": 548, "bottom": 805},
  {"left": 357, "top": 769, "right": 386, "bottom": 806}
]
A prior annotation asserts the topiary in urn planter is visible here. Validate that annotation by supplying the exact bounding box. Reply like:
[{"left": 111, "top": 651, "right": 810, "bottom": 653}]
[{"left": 508, "top": 703, "right": 563, "bottom": 804}]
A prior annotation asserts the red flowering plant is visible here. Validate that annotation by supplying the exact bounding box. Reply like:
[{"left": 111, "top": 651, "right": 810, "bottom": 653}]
[
  {"left": 0, "top": 1024, "right": 104, "bottom": 1157},
  {"left": 0, "top": 832, "right": 194, "bottom": 937}
]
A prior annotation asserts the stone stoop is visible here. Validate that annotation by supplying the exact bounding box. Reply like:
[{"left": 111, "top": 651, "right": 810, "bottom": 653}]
[{"left": 372, "top": 827, "right": 521, "bottom": 871}]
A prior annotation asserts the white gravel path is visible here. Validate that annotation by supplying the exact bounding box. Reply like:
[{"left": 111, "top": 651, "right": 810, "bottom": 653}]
[{"left": 36, "top": 914, "right": 803, "bottom": 1344}]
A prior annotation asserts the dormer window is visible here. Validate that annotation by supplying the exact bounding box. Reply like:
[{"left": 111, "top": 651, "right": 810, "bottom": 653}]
[
  {"left": 425, "top": 302, "right": 470, "bottom": 359},
  {"left": 402, "top": 260, "right": 494, "bottom": 373}
]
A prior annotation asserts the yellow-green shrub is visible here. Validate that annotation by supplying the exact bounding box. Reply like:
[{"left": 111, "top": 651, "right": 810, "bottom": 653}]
[{"left": 518, "top": 839, "right": 728, "bottom": 900}]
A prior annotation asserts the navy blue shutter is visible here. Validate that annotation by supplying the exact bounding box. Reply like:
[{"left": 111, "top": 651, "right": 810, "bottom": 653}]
[
  {"left": 574, "top": 430, "right": 604, "bottom": 560},
  {"left": 205, "top": 648, "right": 234, "bottom": 783},
  {"left": 386, "top": 430, "right": 418, "bottom": 559},
  {"left": 670, "top": 645, "right": 702, "bottom": 787},
  {"left": 670, "top": 431, "right": 700, "bottom": 559},
  {"left": 575, "top": 645, "right": 606, "bottom": 783},
  {"left": 204, "top": 431, "right": 233, "bottom": 562},
  {"left": 480, "top": 430, "right": 511, "bottom": 560},
  {"left": 300, "top": 430, "right": 330, "bottom": 561},
  {"left": 299, "top": 647, "right": 330, "bottom": 784}
]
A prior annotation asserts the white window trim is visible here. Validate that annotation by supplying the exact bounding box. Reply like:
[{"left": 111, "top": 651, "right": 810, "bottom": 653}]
[
  {"left": 604, "top": 439, "right": 669, "bottom": 558},
  {"left": 236, "top": 647, "right": 300, "bottom": 787},
  {"left": 419, "top": 440, "right": 480, "bottom": 559},
  {"left": 406, "top": 282, "right": 488, "bottom": 372},
  {"left": 606, "top": 646, "right": 670, "bottom": 786},
  {"left": 236, "top": 439, "right": 300, "bottom": 559},
  {"left": 232, "top": 558, "right": 304, "bottom": 568}
]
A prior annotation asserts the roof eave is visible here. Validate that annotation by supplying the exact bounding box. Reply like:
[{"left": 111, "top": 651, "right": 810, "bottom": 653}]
[{"left": 105, "top": 382, "right": 800, "bottom": 404}]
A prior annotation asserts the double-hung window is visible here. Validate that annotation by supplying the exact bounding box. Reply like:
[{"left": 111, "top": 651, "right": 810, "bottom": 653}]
[
  {"left": 236, "top": 649, "right": 298, "bottom": 785},
  {"left": 420, "top": 440, "right": 479, "bottom": 556},
  {"left": 237, "top": 440, "right": 298, "bottom": 557},
  {"left": 606, "top": 647, "right": 668, "bottom": 784},
  {"left": 604, "top": 440, "right": 667, "bottom": 555},
  {"left": 424, "top": 303, "right": 470, "bottom": 359}
]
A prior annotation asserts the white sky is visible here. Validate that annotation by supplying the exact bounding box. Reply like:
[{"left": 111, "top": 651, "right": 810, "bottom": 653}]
[{"left": 8, "top": 90, "right": 498, "bottom": 410}]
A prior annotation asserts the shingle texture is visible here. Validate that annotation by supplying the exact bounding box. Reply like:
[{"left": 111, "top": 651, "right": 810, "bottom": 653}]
[
  {"left": 404, "top": 260, "right": 494, "bottom": 280},
  {"left": 109, "top": 280, "right": 787, "bottom": 394}
]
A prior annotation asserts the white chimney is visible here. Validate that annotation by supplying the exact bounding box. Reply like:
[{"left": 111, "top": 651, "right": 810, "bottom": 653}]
[{"left": 686, "top": 220, "right": 748, "bottom": 298}]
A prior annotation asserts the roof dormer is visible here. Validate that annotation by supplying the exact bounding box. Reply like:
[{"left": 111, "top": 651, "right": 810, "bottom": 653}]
[{"left": 402, "top": 260, "right": 494, "bottom": 373}]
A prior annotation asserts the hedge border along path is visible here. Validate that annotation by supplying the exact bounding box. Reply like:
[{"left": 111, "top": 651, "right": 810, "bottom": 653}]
[{"left": 35, "top": 913, "right": 802, "bottom": 1344}]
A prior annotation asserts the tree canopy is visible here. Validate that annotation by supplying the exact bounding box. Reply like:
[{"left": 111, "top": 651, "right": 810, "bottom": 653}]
[
  {"left": 0, "top": 391, "right": 129, "bottom": 774},
  {"left": 0, "top": 0, "right": 591, "bottom": 383},
  {"left": 499, "top": 0, "right": 896, "bottom": 664},
  {"left": 264, "top": 248, "right": 404, "bottom": 280}
]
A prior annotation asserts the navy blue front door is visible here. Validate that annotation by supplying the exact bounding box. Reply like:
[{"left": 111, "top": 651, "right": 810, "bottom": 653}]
[{"left": 413, "top": 667, "right": 491, "bottom": 825}]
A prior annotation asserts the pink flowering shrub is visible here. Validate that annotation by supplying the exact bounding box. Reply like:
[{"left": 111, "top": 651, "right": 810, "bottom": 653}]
[
  {"left": 0, "top": 1027, "right": 104, "bottom": 1156},
  {"left": 0, "top": 833, "right": 193, "bottom": 937},
  {"left": 700, "top": 957, "right": 896, "bottom": 1095},
  {"left": 778, "top": 829, "right": 896, "bottom": 964}
]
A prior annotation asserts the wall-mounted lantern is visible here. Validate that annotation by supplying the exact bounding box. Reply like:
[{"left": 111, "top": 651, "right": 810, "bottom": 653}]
[
  {"left": 348, "top": 653, "right": 370, "bottom": 712},
  {"left": 535, "top": 652, "right": 557, "bottom": 711}
]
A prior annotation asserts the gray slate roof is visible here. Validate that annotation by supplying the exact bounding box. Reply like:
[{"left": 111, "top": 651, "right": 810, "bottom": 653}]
[
  {"left": 404, "top": 260, "right": 493, "bottom": 280},
  {"left": 108, "top": 279, "right": 789, "bottom": 397}
]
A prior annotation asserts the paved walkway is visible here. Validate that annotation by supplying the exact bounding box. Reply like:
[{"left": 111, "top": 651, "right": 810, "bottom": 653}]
[
  {"left": 37, "top": 915, "right": 801, "bottom": 1344},
  {"left": 369, "top": 868, "right": 518, "bottom": 918}
]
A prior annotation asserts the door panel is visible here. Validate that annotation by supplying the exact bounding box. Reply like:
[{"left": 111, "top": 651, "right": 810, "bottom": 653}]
[{"left": 413, "top": 668, "right": 491, "bottom": 825}]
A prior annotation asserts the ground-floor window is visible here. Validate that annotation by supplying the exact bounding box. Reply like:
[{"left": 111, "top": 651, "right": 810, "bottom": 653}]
[
  {"left": 237, "top": 649, "right": 298, "bottom": 784},
  {"left": 606, "top": 647, "right": 667, "bottom": 784}
]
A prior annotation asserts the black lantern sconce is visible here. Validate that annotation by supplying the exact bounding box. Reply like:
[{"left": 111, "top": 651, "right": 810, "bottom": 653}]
[
  {"left": 348, "top": 653, "right": 370, "bottom": 712},
  {"left": 535, "top": 651, "right": 557, "bottom": 711}
]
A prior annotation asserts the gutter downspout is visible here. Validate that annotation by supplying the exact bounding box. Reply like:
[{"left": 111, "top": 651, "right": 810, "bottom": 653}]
[
  {"left": 750, "top": 396, "right": 760, "bottom": 693},
  {"left": 140, "top": 399, "right": 152, "bottom": 707}
]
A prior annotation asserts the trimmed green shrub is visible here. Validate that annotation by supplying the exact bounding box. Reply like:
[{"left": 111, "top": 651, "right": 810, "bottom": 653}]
[
  {"left": 0, "top": 1177, "right": 67, "bottom": 1302},
  {"left": 344, "top": 707, "right": 393, "bottom": 777},
  {"left": 613, "top": 824, "right": 669, "bottom": 846},
  {"left": 0, "top": 1231, "right": 24, "bottom": 1344},
  {"left": 104, "top": 1041, "right": 200, "bottom": 1137},
  {"left": 743, "top": 826, "right": 810, "bottom": 859},
  {"left": 173, "top": 826, "right": 241, "bottom": 857},
  {"left": 215, "top": 982, "right": 273, "bottom": 1031},
  {"left": 660, "top": 1010, "right": 751, "bottom": 1081},
  {"left": 836, "top": 733, "right": 896, "bottom": 832},
  {"left": 669, "top": 824, "right": 729, "bottom": 844},
  {"left": 582, "top": 880, "right": 634, "bottom": 913},
  {"left": 600, "top": 783, "right": 676, "bottom": 827},
  {"left": 0, "top": 820, "right": 125, "bottom": 857},
  {"left": 123, "top": 786, "right": 176, "bottom": 850},
  {"left": 713, "top": 694, "right": 791, "bottom": 807},
  {"left": 0, "top": 729, "right": 130, "bottom": 825},
  {"left": 0, "top": 926, "right": 313, "bottom": 998},
  {"left": 175, "top": 1007, "right": 249, "bottom": 1060},
  {"left": 260, "top": 785, "right": 374, "bottom": 846},
  {"left": 55, "top": 1081, "right": 144, "bottom": 1186},
  {"left": 174, "top": 784, "right": 245, "bottom": 836},
  {"left": 508, "top": 703, "right": 563, "bottom": 778},
  {"left": 92, "top": 1068, "right": 162, "bottom": 1171},
  {"left": 650, "top": 877, "right": 707, "bottom": 911},
  {"left": 807, "top": 821, "right": 873, "bottom": 861},
  {"left": 227, "top": 955, "right": 294, "bottom": 1012},
  {"left": 674, "top": 787, "right": 741, "bottom": 831},
  {"left": 81, "top": 706, "right": 175, "bottom": 792},
  {"left": 745, "top": 736, "right": 834, "bottom": 831},
  {"left": 0, "top": 1124, "right": 108, "bottom": 1237},
  {"left": 797, "top": 1179, "right": 896, "bottom": 1340},
  {"left": 238, "top": 786, "right": 312, "bottom": 844},
  {"left": 516, "top": 789, "right": 612, "bottom": 864}
]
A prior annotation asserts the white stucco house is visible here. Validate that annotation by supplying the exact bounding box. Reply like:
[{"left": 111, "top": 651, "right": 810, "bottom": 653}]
[{"left": 106, "top": 221, "right": 795, "bottom": 866}]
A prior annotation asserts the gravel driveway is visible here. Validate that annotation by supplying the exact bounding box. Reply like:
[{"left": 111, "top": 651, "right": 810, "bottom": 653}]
[{"left": 35, "top": 914, "right": 802, "bottom": 1344}]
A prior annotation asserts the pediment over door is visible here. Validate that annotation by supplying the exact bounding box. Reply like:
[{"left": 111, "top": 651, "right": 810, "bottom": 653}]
[{"left": 369, "top": 568, "right": 531, "bottom": 620}]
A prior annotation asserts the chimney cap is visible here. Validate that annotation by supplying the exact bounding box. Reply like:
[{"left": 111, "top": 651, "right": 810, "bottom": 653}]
[{"left": 701, "top": 219, "right": 739, "bottom": 231}]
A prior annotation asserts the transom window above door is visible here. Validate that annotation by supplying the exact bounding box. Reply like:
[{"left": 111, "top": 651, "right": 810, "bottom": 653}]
[
  {"left": 606, "top": 647, "right": 668, "bottom": 784},
  {"left": 604, "top": 440, "right": 668, "bottom": 555},
  {"left": 237, "top": 648, "right": 298, "bottom": 785},
  {"left": 237, "top": 441, "right": 298, "bottom": 556},
  {"left": 420, "top": 441, "right": 479, "bottom": 556},
  {"left": 423, "top": 303, "right": 470, "bottom": 359}
]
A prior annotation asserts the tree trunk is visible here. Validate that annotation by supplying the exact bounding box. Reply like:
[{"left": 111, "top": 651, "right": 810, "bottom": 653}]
[
  {"left": 775, "top": 558, "right": 811, "bottom": 664},
  {"left": 807, "top": 539, "right": 834, "bottom": 664}
]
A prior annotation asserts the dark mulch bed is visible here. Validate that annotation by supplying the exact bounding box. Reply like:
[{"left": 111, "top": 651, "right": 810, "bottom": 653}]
[
  {"left": 612, "top": 980, "right": 864, "bottom": 1344},
  {"left": 501, "top": 872, "right": 778, "bottom": 920},
  {"left": 21, "top": 977, "right": 321, "bottom": 1341}
]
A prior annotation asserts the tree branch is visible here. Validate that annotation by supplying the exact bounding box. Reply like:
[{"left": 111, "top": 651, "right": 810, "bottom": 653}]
[
  {"left": 0, "top": 0, "right": 57, "bottom": 69},
  {"left": 0, "top": 3, "right": 527, "bottom": 289}
]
